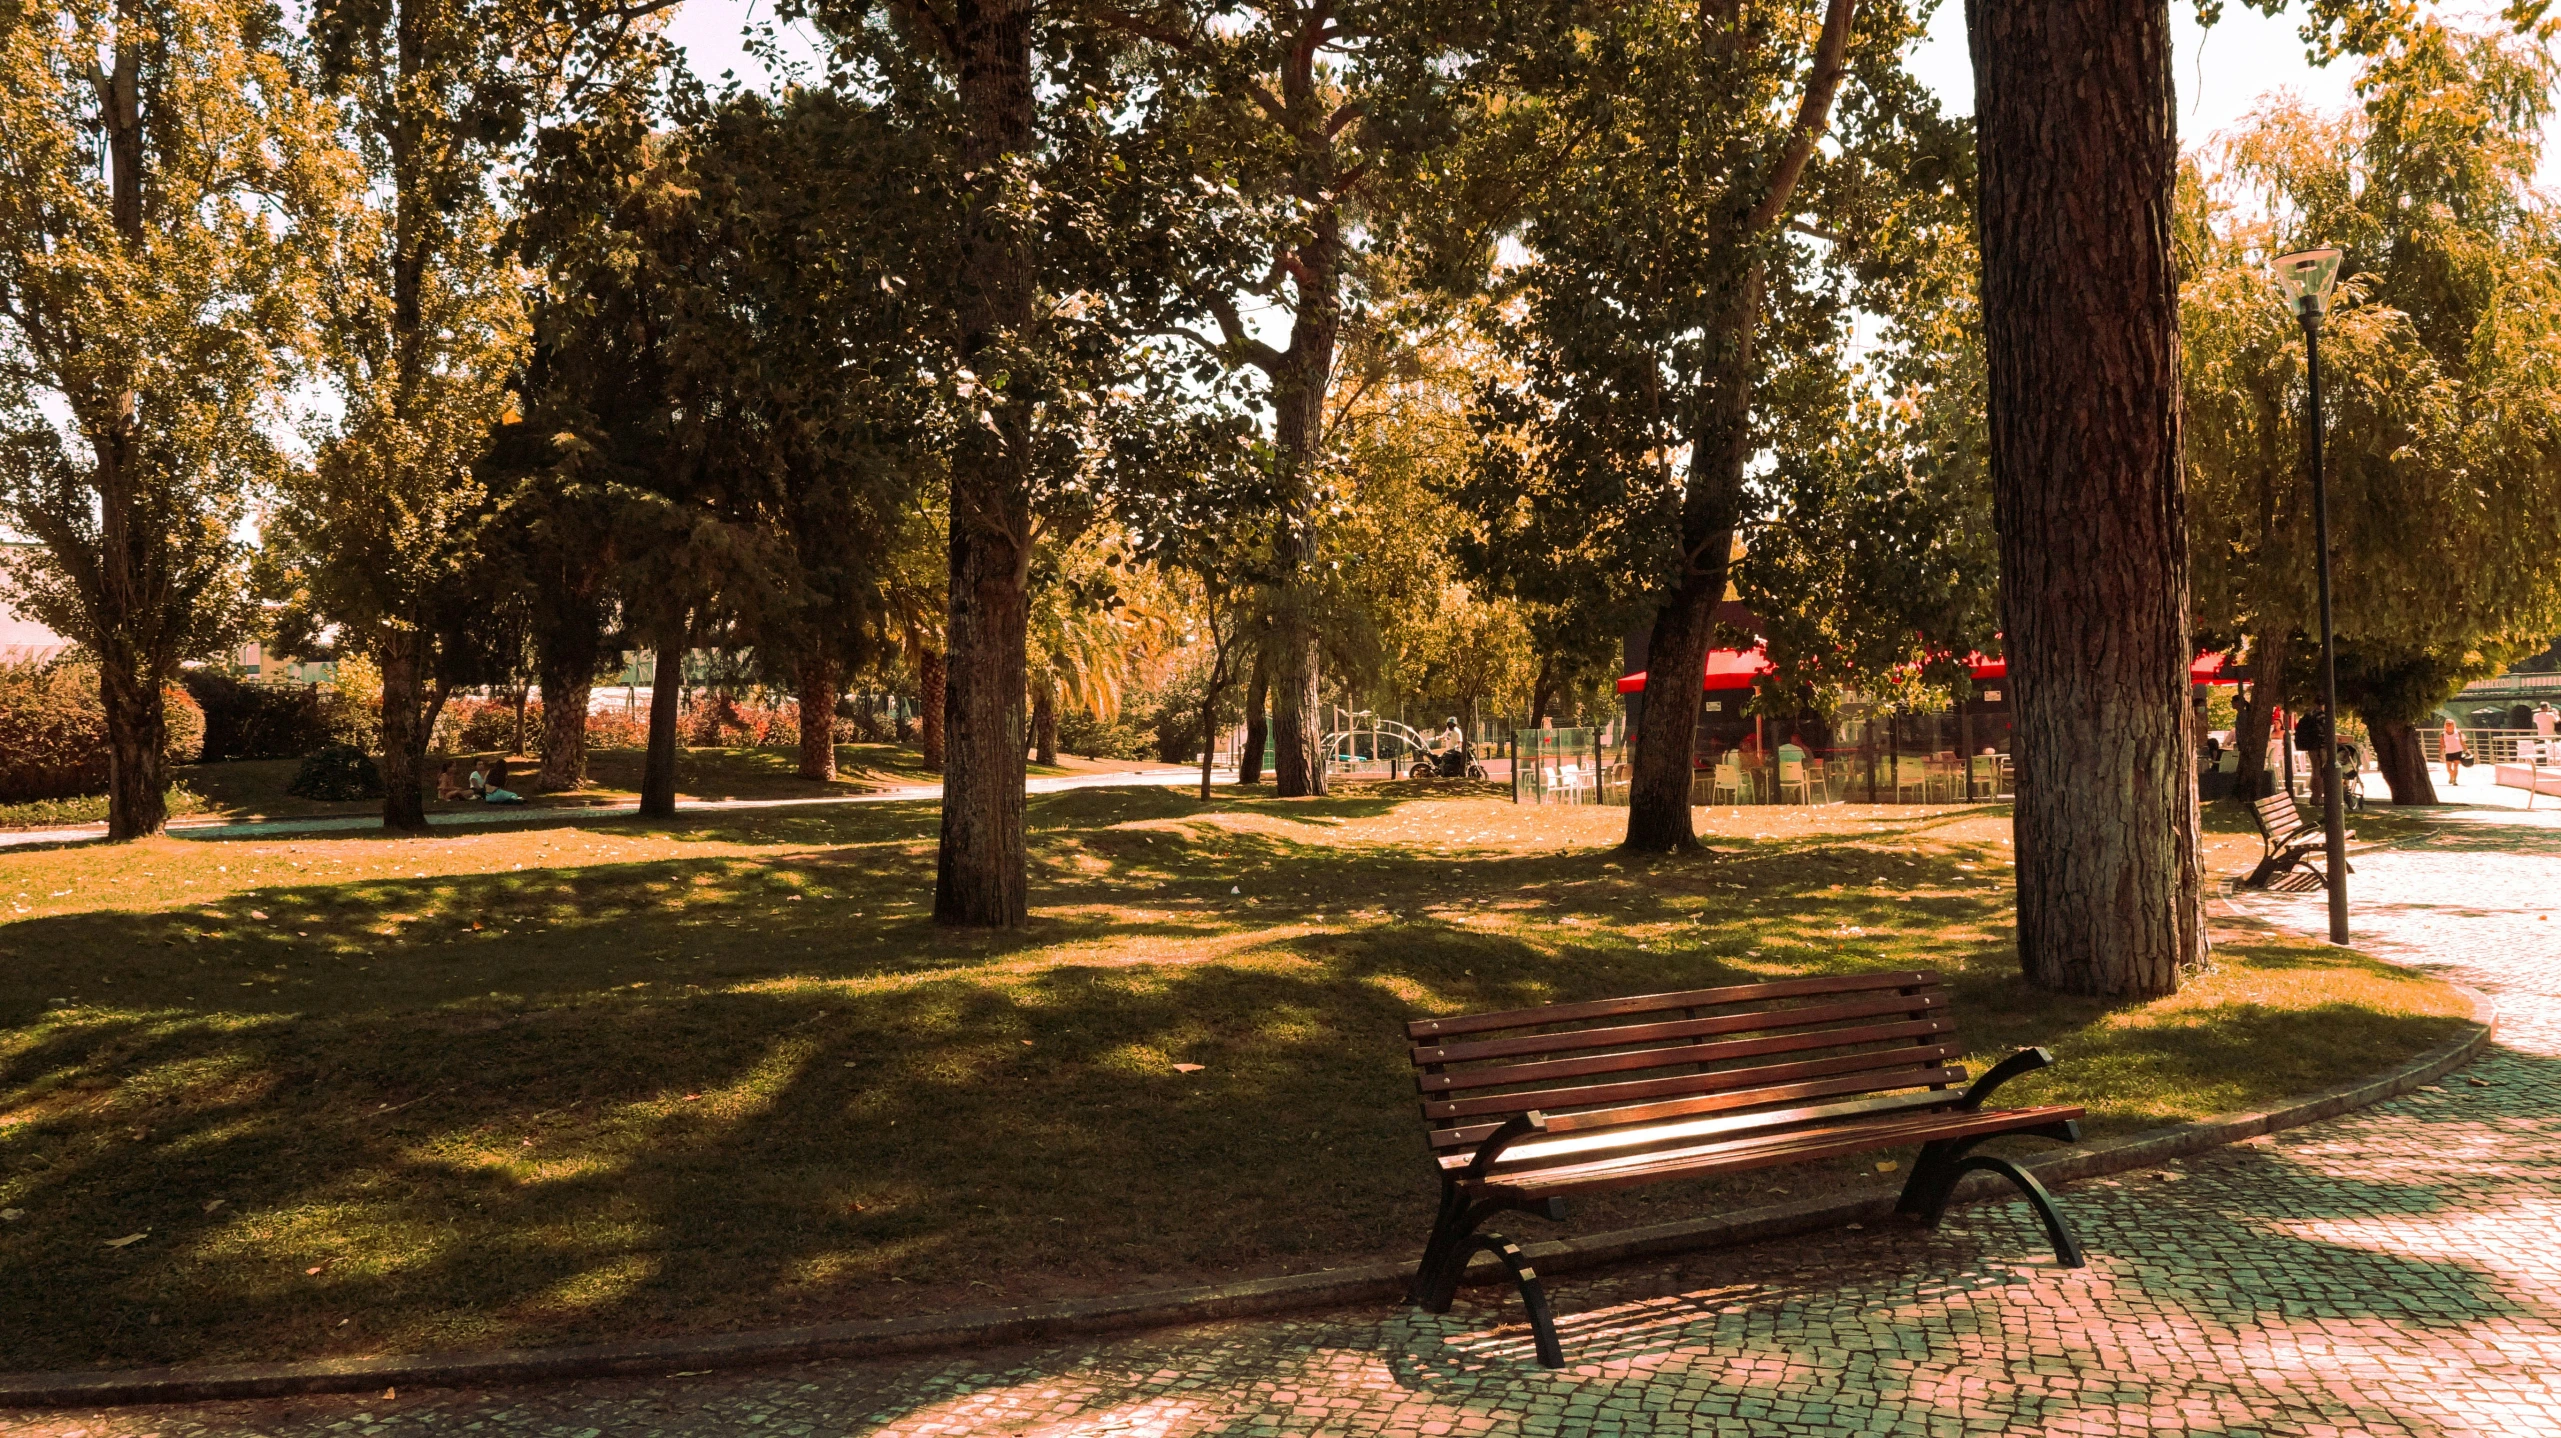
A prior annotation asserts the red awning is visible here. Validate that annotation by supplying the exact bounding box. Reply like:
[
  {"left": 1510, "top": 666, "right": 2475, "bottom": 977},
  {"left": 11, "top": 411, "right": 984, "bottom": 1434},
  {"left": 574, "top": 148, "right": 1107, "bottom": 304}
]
[
  {"left": 1966, "top": 652, "right": 2235, "bottom": 684},
  {"left": 1616, "top": 646, "right": 1776, "bottom": 695}
]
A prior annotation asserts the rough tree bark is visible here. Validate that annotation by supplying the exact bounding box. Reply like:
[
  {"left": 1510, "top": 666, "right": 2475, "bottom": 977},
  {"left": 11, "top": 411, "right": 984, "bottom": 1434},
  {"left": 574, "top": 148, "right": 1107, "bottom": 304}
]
[
  {"left": 1239, "top": 645, "right": 1269, "bottom": 784},
  {"left": 641, "top": 635, "right": 685, "bottom": 818},
  {"left": 374, "top": 628, "right": 431, "bottom": 830},
  {"left": 2228, "top": 630, "right": 2289, "bottom": 803},
  {"left": 532, "top": 627, "right": 597, "bottom": 792},
  {"left": 2365, "top": 717, "right": 2439, "bottom": 804},
  {"left": 797, "top": 652, "right": 838, "bottom": 781},
  {"left": 917, "top": 647, "right": 947, "bottom": 772},
  {"left": 98, "top": 665, "right": 169, "bottom": 840},
  {"left": 1031, "top": 679, "right": 1058, "bottom": 766},
  {"left": 1969, "top": 0, "right": 2205, "bottom": 996},
  {"left": 1528, "top": 651, "right": 1557, "bottom": 733},
  {"left": 931, "top": 0, "right": 1035, "bottom": 926}
]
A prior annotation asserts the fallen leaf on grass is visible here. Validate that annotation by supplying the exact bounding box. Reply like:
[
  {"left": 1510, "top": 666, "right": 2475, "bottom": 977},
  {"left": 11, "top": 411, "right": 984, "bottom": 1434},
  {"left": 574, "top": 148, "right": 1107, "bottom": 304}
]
[
  {"left": 203, "top": 1199, "right": 226, "bottom": 1214},
  {"left": 1171, "top": 1063, "right": 1205, "bottom": 1074},
  {"left": 1875, "top": 1161, "right": 1898, "bottom": 1173},
  {"left": 249, "top": 911, "right": 268, "bottom": 920},
  {"left": 102, "top": 1232, "right": 148, "bottom": 1248}
]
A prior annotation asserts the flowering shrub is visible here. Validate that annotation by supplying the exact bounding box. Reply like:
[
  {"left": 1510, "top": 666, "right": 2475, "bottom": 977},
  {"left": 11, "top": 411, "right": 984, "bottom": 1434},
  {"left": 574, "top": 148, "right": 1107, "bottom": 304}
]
[{"left": 0, "top": 661, "right": 206, "bottom": 801}]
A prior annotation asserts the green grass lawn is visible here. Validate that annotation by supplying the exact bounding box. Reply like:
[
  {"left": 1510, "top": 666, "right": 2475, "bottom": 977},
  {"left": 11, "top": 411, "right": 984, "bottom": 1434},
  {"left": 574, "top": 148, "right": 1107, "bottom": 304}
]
[{"left": 0, "top": 791, "right": 2469, "bottom": 1369}]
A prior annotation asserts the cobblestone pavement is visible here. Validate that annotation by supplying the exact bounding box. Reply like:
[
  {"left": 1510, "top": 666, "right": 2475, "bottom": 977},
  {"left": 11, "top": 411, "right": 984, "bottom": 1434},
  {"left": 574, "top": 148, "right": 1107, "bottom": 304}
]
[{"left": 17, "top": 810, "right": 2561, "bottom": 1438}]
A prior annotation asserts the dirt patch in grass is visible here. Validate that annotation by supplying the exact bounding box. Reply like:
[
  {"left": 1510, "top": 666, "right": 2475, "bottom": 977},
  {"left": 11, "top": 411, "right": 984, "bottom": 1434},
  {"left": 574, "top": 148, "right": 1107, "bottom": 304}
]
[{"left": 0, "top": 793, "right": 2470, "bottom": 1368}]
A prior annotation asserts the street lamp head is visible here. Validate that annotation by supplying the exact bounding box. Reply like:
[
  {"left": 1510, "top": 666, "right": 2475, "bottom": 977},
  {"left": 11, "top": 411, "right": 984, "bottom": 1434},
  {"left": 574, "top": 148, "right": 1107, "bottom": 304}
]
[{"left": 2273, "top": 248, "right": 2345, "bottom": 324}]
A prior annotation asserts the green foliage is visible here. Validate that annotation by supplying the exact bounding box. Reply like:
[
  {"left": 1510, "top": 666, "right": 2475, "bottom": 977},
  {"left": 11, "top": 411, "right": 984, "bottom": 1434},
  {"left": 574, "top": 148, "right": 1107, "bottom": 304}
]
[
  {"left": 0, "top": 663, "right": 204, "bottom": 801},
  {"left": 181, "top": 672, "right": 340, "bottom": 761},
  {"left": 285, "top": 743, "right": 385, "bottom": 801},
  {"left": 1056, "top": 707, "right": 1153, "bottom": 761},
  {"left": 2182, "top": 17, "right": 2561, "bottom": 718},
  {"left": 0, "top": 0, "right": 347, "bottom": 833}
]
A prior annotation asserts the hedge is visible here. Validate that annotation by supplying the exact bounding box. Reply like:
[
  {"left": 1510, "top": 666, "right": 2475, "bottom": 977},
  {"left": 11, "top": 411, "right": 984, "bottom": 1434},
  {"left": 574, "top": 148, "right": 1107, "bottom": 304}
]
[{"left": 0, "top": 662, "right": 207, "bottom": 802}]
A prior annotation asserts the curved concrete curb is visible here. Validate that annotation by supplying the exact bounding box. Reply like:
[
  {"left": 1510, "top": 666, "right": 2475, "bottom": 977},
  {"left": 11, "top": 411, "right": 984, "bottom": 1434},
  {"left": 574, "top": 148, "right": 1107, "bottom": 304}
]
[{"left": 1, "top": 988, "right": 2495, "bottom": 1410}]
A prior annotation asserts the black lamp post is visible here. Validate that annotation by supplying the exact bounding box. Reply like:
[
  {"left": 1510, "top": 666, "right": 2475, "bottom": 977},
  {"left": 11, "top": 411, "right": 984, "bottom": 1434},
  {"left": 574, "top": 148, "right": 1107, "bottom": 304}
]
[{"left": 2275, "top": 246, "right": 2348, "bottom": 944}]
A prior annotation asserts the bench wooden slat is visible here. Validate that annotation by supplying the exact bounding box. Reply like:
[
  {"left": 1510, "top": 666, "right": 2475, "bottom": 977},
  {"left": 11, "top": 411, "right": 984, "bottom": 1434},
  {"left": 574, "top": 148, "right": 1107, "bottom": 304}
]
[
  {"left": 1468, "top": 1103, "right": 2086, "bottom": 1197},
  {"left": 1405, "top": 970, "right": 1937, "bottom": 1041},
  {"left": 1426, "top": 1063, "right": 1970, "bottom": 1151},
  {"left": 1417, "top": 1016, "right": 1958, "bottom": 1094},
  {"left": 1413, "top": 991, "right": 1947, "bottom": 1066},
  {"left": 1421, "top": 1040, "right": 1967, "bottom": 1121}
]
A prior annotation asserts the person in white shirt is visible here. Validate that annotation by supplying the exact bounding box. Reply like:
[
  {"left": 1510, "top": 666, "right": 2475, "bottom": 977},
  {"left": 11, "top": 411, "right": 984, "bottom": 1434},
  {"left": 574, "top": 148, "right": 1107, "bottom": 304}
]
[{"left": 2536, "top": 703, "right": 2558, "bottom": 763}]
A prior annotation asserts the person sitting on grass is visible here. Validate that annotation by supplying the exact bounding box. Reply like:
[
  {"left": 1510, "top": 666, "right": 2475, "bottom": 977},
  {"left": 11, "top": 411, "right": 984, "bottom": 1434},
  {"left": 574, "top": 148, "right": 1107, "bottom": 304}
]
[
  {"left": 436, "top": 758, "right": 469, "bottom": 802},
  {"left": 481, "top": 756, "right": 525, "bottom": 805}
]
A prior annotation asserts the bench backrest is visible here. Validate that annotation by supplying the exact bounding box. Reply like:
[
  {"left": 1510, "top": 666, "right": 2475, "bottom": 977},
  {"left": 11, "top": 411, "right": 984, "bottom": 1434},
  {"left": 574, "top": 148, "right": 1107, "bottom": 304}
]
[
  {"left": 1407, "top": 971, "right": 1965, "bottom": 1163},
  {"left": 2253, "top": 792, "right": 2309, "bottom": 837}
]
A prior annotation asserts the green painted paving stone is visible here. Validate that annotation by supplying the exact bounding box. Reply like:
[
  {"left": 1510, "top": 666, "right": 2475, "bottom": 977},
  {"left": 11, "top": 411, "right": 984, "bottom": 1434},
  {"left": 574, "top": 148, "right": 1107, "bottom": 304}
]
[{"left": 18, "top": 812, "right": 2561, "bottom": 1438}]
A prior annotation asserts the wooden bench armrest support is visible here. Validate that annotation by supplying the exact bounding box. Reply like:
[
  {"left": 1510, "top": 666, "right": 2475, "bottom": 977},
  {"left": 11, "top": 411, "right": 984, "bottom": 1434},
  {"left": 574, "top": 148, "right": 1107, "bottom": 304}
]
[
  {"left": 1463, "top": 1110, "right": 1548, "bottom": 1182},
  {"left": 1958, "top": 1047, "right": 2054, "bottom": 1111}
]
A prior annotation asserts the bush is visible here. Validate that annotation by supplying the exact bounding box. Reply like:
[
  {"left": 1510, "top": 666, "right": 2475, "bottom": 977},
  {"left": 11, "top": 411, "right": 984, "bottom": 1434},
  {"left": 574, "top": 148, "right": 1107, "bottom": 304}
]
[
  {"left": 182, "top": 671, "right": 337, "bottom": 761},
  {"left": 1057, "top": 707, "right": 1154, "bottom": 761},
  {"left": 432, "top": 696, "right": 541, "bottom": 756},
  {"left": 684, "top": 692, "right": 795, "bottom": 747},
  {"left": 286, "top": 743, "right": 384, "bottom": 801},
  {"left": 0, "top": 661, "right": 205, "bottom": 801},
  {"left": 585, "top": 706, "right": 648, "bottom": 751}
]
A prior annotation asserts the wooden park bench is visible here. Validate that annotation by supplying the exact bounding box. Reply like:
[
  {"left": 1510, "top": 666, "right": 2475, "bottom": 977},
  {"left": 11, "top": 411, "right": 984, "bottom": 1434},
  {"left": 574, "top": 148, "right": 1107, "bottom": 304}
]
[
  {"left": 1403, "top": 971, "right": 2085, "bottom": 1367},
  {"left": 2245, "top": 791, "right": 2352, "bottom": 891}
]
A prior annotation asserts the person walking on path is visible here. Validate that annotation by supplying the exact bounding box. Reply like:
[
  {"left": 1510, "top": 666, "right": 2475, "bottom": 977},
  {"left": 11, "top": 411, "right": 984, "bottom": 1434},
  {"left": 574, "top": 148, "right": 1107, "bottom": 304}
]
[
  {"left": 2536, "top": 702, "right": 2557, "bottom": 764},
  {"left": 2444, "top": 717, "right": 2468, "bottom": 788}
]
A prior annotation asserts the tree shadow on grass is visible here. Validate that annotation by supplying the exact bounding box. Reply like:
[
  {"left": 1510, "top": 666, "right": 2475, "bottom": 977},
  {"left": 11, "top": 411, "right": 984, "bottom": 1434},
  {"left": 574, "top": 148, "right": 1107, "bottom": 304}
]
[{"left": 0, "top": 794, "right": 2475, "bottom": 1370}]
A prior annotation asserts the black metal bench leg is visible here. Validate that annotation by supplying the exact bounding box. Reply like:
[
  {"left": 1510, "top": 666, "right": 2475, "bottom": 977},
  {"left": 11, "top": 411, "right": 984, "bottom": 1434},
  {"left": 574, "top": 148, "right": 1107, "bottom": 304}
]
[
  {"left": 1923, "top": 1154, "right": 2085, "bottom": 1268},
  {"left": 1896, "top": 1138, "right": 1957, "bottom": 1215},
  {"left": 1460, "top": 1232, "right": 1564, "bottom": 1369},
  {"left": 1406, "top": 1184, "right": 1472, "bottom": 1308}
]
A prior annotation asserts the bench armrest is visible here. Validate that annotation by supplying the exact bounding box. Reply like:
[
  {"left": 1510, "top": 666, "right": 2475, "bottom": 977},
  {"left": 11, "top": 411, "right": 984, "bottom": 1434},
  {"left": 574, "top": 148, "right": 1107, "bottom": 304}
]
[
  {"left": 1462, "top": 1110, "right": 1550, "bottom": 1182},
  {"left": 1958, "top": 1048, "right": 2054, "bottom": 1111}
]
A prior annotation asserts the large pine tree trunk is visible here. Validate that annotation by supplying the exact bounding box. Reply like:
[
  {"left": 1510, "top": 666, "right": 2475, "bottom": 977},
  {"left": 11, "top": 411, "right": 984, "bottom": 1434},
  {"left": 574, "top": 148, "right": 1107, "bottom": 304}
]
[
  {"left": 1969, "top": 0, "right": 2203, "bottom": 997},
  {"left": 377, "top": 627, "right": 430, "bottom": 831},
  {"left": 2366, "top": 716, "right": 2438, "bottom": 805},
  {"left": 1625, "top": 265, "right": 1761, "bottom": 853},
  {"left": 937, "top": 518, "right": 1028, "bottom": 924},
  {"left": 641, "top": 638, "right": 685, "bottom": 818},
  {"left": 2229, "top": 631, "right": 2289, "bottom": 803},
  {"left": 534, "top": 672, "right": 591, "bottom": 791},
  {"left": 1239, "top": 646, "right": 1269, "bottom": 785},
  {"left": 797, "top": 652, "right": 838, "bottom": 781},
  {"left": 933, "top": 0, "right": 1034, "bottom": 926},
  {"left": 98, "top": 663, "right": 169, "bottom": 841}
]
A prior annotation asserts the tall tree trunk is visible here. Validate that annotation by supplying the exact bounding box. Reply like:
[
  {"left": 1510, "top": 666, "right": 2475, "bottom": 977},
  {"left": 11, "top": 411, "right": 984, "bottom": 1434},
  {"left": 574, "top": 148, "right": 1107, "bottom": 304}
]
[
  {"left": 377, "top": 627, "right": 430, "bottom": 831},
  {"left": 1239, "top": 645, "right": 1269, "bottom": 784},
  {"left": 2365, "top": 716, "right": 2438, "bottom": 805},
  {"left": 1031, "top": 679, "right": 1058, "bottom": 766},
  {"left": 933, "top": 0, "right": 1035, "bottom": 926},
  {"left": 917, "top": 648, "right": 947, "bottom": 771},
  {"left": 797, "top": 652, "right": 838, "bottom": 780},
  {"left": 92, "top": 12, "right": 163, "bottom": 841},
  {"left": 2229, "top": 630, "right": 2289, "bottom": 804},
  {"left": 510, "top": 683, "right": 528, "bottom": 757},
  {"left": 938, "top": 517, "right": 1028, "bottom": 925},
  {"left": 533, "top": 657, "right": 593, "bottom": 792},
  {"left": 1529, "top": 650, "right": 1557, "bottom": 732},
  {"left": 641, "top": 637, "right": 685, "bottom": 818},
  {"left": 1625, "top": 265, "right": 1763, "bottom": 852},
  {"left": 99, "top": 667, "right": 168, "bottom": 841},
  {"left": 1970, "top": 0, "right": 2203, "bottom": 997},
  {"left": 1264, "top": 204, "right": 1341, "bottom": 800}
]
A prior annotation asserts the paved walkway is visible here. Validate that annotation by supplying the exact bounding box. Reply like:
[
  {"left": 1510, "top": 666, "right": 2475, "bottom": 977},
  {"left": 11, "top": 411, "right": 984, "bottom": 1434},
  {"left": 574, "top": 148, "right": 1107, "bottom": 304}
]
[
  {"left": 0, "top": 768, "right": 1234, "bottom": 850},
  {"left": 15, "top": 808, "right": 2561, "bottom": 1438}
]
